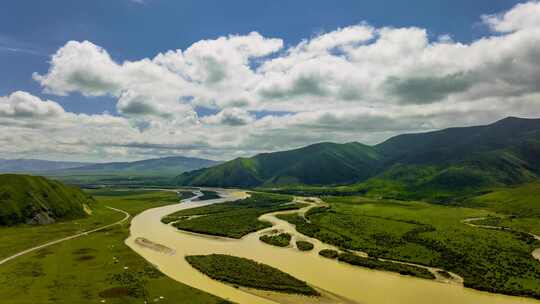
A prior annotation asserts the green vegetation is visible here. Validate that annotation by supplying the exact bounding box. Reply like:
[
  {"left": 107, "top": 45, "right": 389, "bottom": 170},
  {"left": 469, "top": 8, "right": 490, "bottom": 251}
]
[
  {"left": 336, "top": 252, "right": 435, "bottom": 279},
  {"left": 0, "top": 189, "right": 228, "bottom": 303},
  {"left": 176, "top": 142, "right": 381, "bottom": 187},
  {"left": 295, "top": 241, "right": 314, "bottom": 251},
  {"left": 198, "top": 190, "right": 221, "bottom": 200},
  {"left": 163, "top": 192, "right": 300, "bottom": 238},
  {"left": 178, "top": 117, "right": 540, "bottom": 206},
  {"left": 259, "top": 233, "right": 291, "bottom": 247},
  {"left": 318, "top": 249, "right": 339, "bottom": 259},
  {"left": 0, "top": 174, "right": 93, "bottom": 226},
  {"left": 279, "top": 196, "right": 540, "bottom": 298},
  {"left": 185, "top": 254, "right": 319, "bottom": 296},
  {"left": 466, "top": 182, "right": 540, "bottom": 235}
]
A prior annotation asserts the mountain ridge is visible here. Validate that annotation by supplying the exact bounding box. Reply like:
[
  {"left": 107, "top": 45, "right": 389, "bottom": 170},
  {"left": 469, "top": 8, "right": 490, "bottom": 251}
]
[{"left": 176, "top": 117, "right": 540, "bottom": 199}]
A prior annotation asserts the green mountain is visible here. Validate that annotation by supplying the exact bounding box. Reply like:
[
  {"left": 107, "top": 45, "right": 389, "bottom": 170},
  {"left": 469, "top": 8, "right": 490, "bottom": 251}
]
[
  {"left": 176, "top": 142, "right": 382, "bottom": 187},
  {"left": 364, "top": 117, "right": 540, "bottom": 201},
  {"left": 0, "top": 174, "right": 93, "bottom": 226},
  {"left": 176, "top": 117, "right": 540, "bottom": 199}
]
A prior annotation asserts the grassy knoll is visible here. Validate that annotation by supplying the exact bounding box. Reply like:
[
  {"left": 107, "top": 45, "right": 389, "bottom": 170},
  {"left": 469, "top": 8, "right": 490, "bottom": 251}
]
[
  {"left": 259, "top": 233, "right": 291, "bottom": 247},
  {"left": 0, "top": 189, "right": 229, "bottom": 304},
  {"left": 0, "top": 174, "right": 93, "bottom": 226},
  {"left": 164, "top": 192, "right": 300, "bottom": 238},
  {"left": 279, "top": 196, "right": 540, "bottom": 299},
  {"left": 186, "top": 254, "right": 319, "bottom": 296},
  {"left": 296, "top": 241, "right": 314, "bottom": 251}
]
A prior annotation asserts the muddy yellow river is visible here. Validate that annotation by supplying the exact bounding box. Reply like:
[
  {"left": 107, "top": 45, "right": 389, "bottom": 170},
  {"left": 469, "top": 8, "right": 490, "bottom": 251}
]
[{"left": 125, "top": 189, "right": 539, "bottom": 304}]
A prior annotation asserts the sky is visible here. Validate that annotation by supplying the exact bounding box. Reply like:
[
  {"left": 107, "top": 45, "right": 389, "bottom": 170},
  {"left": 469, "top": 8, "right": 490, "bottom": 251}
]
[{"left": 0, "top": 0, "right": 539, "bottom": 162}]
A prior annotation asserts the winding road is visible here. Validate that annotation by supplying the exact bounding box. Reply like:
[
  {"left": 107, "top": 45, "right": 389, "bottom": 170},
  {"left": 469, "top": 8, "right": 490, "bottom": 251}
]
[
  {"left": 0, "top": 206, "right": 130, "bottom": 266},
  {"left": 462, "top": 217, "right": 540, "bottom": 262}
]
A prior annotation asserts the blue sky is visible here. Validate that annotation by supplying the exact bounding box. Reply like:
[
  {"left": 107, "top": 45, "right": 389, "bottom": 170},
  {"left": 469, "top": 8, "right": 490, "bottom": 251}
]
[
  {"left": 0, "top": 0, "right": 523, "bottom": 115},
  {"left": 0, "top": 0, "right": 538, "bottom": 161}
]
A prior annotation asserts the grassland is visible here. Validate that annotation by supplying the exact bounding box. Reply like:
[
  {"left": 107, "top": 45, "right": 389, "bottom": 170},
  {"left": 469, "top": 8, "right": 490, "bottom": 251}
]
[
  {"left": 466, "top": 182, "right": 540, "bottom": 235},
  {"left": 0, "top": 189, "right": 230, "bottom": 304},
  {"left": 163, "top": 192, "right": 301, "bottom": 238},
  {"left": 186, "top": 254, "right": 319, "bottom": 296},
  {"left": 279, "top": 196, "right": 540, "bottom": 299},
  {"left": 259, "top": 233, "right": 291, "bottom": 247}
]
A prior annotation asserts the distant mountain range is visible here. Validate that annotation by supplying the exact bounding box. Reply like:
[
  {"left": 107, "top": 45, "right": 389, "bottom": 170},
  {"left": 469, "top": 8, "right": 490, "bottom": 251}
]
[
  {"left": 0, "top": 156, "right": 219, "bottom": 177},
  {"left": 58, "top": 156, "right": 219, "bottom": 176},
  {"left": 0, "top": 159, "right": 92, "bottom": 172},
  {"left": 176, "top": 117, "right": 540, "bottom": 200}
]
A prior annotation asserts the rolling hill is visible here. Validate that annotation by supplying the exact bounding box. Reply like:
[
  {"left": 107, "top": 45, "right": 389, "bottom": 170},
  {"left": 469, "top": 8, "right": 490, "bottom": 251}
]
[
  {"left": 0, "top": 174, "right": 93, "bottom": 226},
  {"left": 176, "top": 117, "right": 540, "bottom": 199}
]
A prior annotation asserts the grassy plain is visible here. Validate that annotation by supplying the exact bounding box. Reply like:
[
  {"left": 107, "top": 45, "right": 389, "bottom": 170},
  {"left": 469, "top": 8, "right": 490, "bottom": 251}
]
[
  {"left": 280, "top": 196, "right": 540, "bottom": 298},
  {"left": 466, "top": 182, "right": 540, "bottom": 235},
  {"left": 186, "top": 254, "right": 319, "bottom": 296},
  {"left": 0, "top": 189, "right": 229, "bottom": 304},
  {"left": 164, "top": 192, "right": 300, "bottom": 238}
]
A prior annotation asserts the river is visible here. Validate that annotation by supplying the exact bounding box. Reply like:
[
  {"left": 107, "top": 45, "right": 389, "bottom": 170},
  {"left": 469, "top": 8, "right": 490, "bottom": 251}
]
[{"left": 125, "top": 189, "right": 539, "bottom": 304}]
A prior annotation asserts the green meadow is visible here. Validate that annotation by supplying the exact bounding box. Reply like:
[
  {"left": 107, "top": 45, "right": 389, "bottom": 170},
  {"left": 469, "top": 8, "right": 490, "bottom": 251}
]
[
  {"left": 0, "top": 189, "right": 229, "bottom": 304},
  {"left": 278, "top": 195, "right": 540, "bottom": 298},
  {"left": 164, "top": 192, "right": 300, "bottom": 238}
]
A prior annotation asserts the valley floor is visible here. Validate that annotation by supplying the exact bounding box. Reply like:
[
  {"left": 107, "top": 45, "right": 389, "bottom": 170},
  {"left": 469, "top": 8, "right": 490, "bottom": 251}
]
[
  {"left": 0, "top": 189, "right": 229, "bottom": 304},
  {"left": 127, "top": 189, "right": 540, "bottom": 304}
]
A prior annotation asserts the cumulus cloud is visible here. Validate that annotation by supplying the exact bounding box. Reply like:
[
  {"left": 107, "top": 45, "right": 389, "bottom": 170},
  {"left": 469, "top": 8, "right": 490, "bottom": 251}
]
[
  {"left": 202, "top": 108, "right": 255, "bottom": 126},
  {"left": 0, "top": 91, "right": 65, "bottom": 118},
  {"left": 2, "top": 1, "right": 539, "bottom": 161},
  {"left": 482, "top": 1, "right": 540, "bottom": 32}
]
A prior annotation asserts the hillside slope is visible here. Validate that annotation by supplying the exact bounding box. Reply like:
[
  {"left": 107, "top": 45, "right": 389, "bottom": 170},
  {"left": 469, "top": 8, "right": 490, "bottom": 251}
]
[
  {"left": 176, "top": 117, "right": 540, "bottom": 196},
  {"left": 363, "top": 117, "right": 540, "bottom": 201},
  {"left": 176, "top": 142, "right": 382, "bottom": 187},
  {"left": 0, "top": 174, "right": 93, "bottom": 226}
]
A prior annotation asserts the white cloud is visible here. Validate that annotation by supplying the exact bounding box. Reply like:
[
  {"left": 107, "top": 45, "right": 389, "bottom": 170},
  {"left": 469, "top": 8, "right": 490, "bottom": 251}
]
[
  {"left": 1, "top": 1, "right": 539, "bottom": 161},
  {"left": 202, "top": 108, "right": 255, "bottom": 126},
  {"left": 482, "top": 1, "right": 540, "bottom": 32},
  {"left": 0, "top": 91, "right": 65, "bottom": 118}
]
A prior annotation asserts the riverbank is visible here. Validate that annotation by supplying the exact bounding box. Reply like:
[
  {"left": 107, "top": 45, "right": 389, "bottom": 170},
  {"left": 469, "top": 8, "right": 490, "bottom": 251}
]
[{"left": 126, "top": 189, "right": 539, "bottom": 304}]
